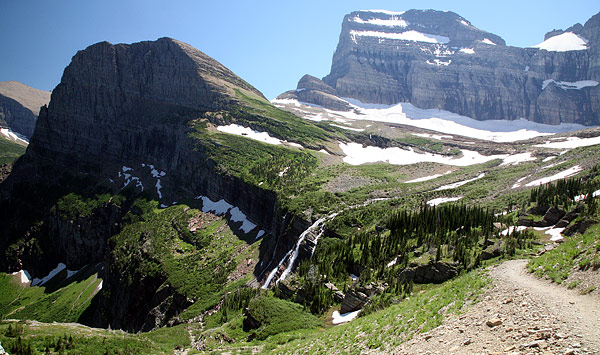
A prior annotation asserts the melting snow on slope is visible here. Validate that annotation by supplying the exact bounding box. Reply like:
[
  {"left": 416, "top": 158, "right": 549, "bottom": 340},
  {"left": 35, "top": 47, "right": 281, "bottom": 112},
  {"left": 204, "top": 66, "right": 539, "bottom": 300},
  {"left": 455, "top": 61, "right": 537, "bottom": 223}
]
[
  {"left": 542, "top": 80, "right": 598, "bottom": 91},
  {"left": 404, "top": 170, "right": 452, "bottom": 183},
  {"left": 500, "top": 152, "right": 536, "bottom": 166},
  {"left": 459, "top": 48, "right": 475, "bottom": 54},
  {"left": 339, "top": 142, "right": 504, "bottom": 166},
  {"left": 334, "top": 98, "right": 586, "bottom": 142},
  {"left": 534, "top": 136, "right": 600, "bottom": 149},
  {"left": 427, "top": 196, "right": 462, "bottom": 206},
  {"left": 501, "top": 226, "right": 527, "bottom": 236},
  {"left": 30, "top": 263, "right": 78, "bottom": 287},
  {"left": 481, "top": 38, "right": 497, "bottom": 45},
  {"left": 332, "top": 310, "right": 361, "bottom": 324},
  {"left": 350, "top": 30, "right": 450, "bottom": 44},
  {"left": 0, "top": 127, "right": 29, "bottom": 144},
  {"left": 196, "top": 196, "right": 263, "bottom": 236},
  {"left": 217, "top": 124, "right": 282, "bottom": 145},
  {"left": 545, "top": 227, "right": 565, "bottom": 242},
  {"left": 525, "top": 166, "right": 582, "bottom": 187},
  {"left": 435, "top": 173, "right": 485, "bottom": 191},
  {"left": 574, "top": 190, "right": 600, "bottom": 202},
  {"left": 532, "top": 32, "right": 588, "bottom": 52},
  {"left": 360, "top": 9, "right": 406, "bottom": 16},
  {"left": 12, "top": 270, "right": 31, "bottom": 284},
  {"left": 352, "top": 15, "right": 408, "bottom": 27}
]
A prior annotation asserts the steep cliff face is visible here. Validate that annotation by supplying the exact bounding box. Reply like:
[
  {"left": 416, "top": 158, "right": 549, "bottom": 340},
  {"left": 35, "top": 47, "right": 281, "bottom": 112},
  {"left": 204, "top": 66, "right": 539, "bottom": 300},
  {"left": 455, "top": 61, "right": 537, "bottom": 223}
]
[
  {"left": 285, "top": 9, "right": 600, "bottom": 125},
  {"left": 0, "top": 81, "right": 51, "bottom": 138},
  {"left": 0, "top": 37, "right": 322, "bottom": 331}
]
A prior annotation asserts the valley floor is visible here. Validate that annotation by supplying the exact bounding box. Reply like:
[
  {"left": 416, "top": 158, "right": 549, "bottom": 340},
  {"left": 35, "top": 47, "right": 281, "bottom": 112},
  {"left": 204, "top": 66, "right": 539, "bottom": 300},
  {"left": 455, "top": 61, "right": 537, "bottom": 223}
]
[{"left": 392, "top": 260, "right": 600, "bottom": 355}]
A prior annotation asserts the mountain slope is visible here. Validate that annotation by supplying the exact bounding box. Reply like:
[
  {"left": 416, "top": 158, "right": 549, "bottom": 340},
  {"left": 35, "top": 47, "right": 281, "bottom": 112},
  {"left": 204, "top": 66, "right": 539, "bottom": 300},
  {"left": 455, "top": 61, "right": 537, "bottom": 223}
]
[
  {"left": 0, "top": 81, "right": 51, "bottom": 138},
  {"left": 279, "top": 9, "right": 600, "bottom": 126}
]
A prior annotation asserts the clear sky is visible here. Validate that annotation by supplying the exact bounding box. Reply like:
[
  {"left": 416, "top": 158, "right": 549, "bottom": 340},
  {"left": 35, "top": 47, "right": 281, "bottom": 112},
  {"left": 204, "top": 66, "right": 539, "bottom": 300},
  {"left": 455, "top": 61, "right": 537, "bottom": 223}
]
[{"left": 1, "top": 0, "right": 598, "bottom": 100}]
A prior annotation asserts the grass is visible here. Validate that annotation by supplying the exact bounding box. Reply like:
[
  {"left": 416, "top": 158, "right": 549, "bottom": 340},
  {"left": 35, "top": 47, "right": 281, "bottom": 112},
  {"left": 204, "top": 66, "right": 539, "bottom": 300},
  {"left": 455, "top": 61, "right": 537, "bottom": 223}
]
[
  {"left": 257, "top": 269, "right": 490, "bottom": 354},
  {"left": 0, "top": 265, "right": 101, "bottom": 323},
  {"left": 0, "top": 134, "right": 26, "bottom": 165},
  {"left": 527, "top": 222, "right": 600, "bottom": 284},
  {"left": 0, "top": 320, "right": 192, "bottom": 354}
]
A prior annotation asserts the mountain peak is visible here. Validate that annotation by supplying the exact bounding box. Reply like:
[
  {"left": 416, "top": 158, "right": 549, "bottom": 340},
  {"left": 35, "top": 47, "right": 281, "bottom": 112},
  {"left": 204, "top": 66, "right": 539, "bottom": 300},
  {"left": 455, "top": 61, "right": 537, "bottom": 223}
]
[{"left": 342, "top": 9, "right": 505, "bottom": 48}]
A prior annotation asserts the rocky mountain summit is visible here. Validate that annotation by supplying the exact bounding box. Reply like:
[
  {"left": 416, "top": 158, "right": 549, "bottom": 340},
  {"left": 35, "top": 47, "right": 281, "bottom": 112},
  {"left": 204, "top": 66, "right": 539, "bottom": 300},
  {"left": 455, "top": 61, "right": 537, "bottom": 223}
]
[
  {"left": 279, "top": 9, "right": 600, "bottom": 126},
  {"left": 0, "top": 81, "right": 50, "bottom": 138}
]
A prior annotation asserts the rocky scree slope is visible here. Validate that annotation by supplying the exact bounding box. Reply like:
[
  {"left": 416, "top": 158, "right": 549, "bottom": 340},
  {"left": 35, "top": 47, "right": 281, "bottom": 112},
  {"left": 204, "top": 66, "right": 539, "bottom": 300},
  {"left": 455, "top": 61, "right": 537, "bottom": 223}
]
[
  {"left": 0, "top": 37, "right": 334, "bottom": 331},
  {"left": 0, "top": 81, "right": 51, "bottom": 139},
  {"left": 279, "top": 9, "right": 600, "bottom": 126}
]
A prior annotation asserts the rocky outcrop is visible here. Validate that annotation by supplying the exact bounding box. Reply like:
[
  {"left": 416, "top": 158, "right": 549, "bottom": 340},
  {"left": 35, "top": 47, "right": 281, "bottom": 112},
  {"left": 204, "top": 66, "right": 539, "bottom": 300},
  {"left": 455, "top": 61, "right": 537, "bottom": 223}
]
[
  {"left": 0, "top": 81, "right": 50, "bottom": 138},
  {"left": 0, "top": 38, "right": 306, "bottom": 332},
  {"left": 398, "top": 261, "right": 459, "bottom": 284},
  {"left": 282, "top": 9, "right": 600, "bottom": 125}
]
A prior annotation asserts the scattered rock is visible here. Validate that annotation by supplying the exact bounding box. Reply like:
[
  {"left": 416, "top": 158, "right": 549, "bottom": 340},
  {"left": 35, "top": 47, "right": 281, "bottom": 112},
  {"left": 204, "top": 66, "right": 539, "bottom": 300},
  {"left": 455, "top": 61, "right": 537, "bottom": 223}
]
[{"left": 486, "top": 318, "right": 502, "bottom": 327}]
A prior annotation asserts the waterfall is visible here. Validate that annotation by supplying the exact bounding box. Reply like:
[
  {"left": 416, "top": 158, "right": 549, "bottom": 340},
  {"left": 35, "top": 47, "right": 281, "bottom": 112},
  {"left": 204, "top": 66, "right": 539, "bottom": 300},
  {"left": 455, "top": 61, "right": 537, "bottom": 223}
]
[
  {"left": 261, "top": 198, "right": 389, "bottom": 289},
  {"left": 262, "top": 214, "right": 334, "bottom": 289}
]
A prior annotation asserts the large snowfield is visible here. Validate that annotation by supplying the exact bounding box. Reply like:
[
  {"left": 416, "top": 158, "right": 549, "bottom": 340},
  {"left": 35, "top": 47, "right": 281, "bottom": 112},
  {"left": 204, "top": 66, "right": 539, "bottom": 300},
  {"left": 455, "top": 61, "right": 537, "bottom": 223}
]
[{"left": 272, "top": 97, "right": 591, "bottom": 143}]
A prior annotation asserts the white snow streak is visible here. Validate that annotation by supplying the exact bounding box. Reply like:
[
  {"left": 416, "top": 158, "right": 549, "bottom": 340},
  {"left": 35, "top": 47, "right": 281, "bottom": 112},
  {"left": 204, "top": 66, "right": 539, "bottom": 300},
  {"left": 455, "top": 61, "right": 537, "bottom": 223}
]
[
  {"left": 217, "top": 124, "right": 282, "bottom": 145},
  {"left": 542, "top": 79, "right": 598, "bottom": 91},
  {"left": 332, "top": 310, "right": 361, "bottom": 324},
  {"left": 525, "top": 166, "right": 582, "bottom": 187},
  {"left": 427, "top": 196, "right": 462, "bottom": 206},
  {"left": 435, "top": 173, "right": 485, "bottom": 191},
  {"left": 404, "top": 170, "right": 452, "bottom": 183},
  {"left": 352, "top": 15, "right": 408, "bottom": 28},
  {"left": 534, "top": 136, "right": 600, "bottom": 149},
  {"left": 0, "top": 127, "right": 29, "bottom": 144},
  {"left": 350, "top": 30, "right": 450, "bottom": 44}
]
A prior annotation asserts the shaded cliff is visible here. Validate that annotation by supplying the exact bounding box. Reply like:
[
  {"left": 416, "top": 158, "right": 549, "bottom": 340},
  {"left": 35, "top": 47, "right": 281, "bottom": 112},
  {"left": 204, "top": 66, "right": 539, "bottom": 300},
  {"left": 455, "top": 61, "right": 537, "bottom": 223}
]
[
  {"left": 0, "top": 37, "right": 333, "bottom": 331},
  {"left": 281, "top": 9, "right": 600, "bottom": 125},
  {"left": 0, "top": 81, "right": 51, "bottom": 138}
]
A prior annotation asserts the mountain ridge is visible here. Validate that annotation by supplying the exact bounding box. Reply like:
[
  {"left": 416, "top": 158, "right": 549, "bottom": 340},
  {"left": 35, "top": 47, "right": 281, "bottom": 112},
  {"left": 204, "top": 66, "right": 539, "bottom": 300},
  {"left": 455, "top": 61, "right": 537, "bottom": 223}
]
[{"left": 279, "top": 9, "right": 600, "bottom": 126}]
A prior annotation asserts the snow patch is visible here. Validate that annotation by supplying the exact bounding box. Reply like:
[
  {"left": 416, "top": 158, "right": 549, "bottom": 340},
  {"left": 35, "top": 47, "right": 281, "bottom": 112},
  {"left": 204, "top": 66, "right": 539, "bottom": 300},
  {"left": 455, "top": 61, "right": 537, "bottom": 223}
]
[
  {"left": 481, "top": 38, "right": 497, "bottom": 45},
  {"left": 31, "top": 263, "right": 67, "bottom": 287},
  {"left": 350, "top": 30, "right": 450, "bottom": 44},
  {"left": 459, "top": 48, "right": 475, "bottom": 54},
  {"left": 217, "top": 124, "right": 282, "bottom": 145},
  {"left": 352, "top": 15, "right": 408, "bottom": 28},
  {"left": 339, "top": 142, "right": 506, "bottom": 167},
  {"left": 525, "top": 166, "right": 582, "bottom": 187},
  {"left": 542, "top": 79, "right": 598, "bottom": 91},
  {"left": 0, "top": 127, "right": 29, "bottom": 144},
  {"left": 435, "top": 173, "right": 485, "bottom": 191},
  {"left": 427, "top": 196, "right": 462, "bottom": 206},
  {"left": 500, "top": 152, "right": 536, "bottom": 166},
  {"left": 501, "top": 226, "right": 527, "bottom": 236},
  {"left": 12, "top": 270, "right": 31, "bottom": 284},
  {"left": 533, "top": 32, "right": 588, "bottom": 52},
  {"left": 545, "top": 227, "right": 565, "bottom": 242},
  {"left": 535, "top": 136, "right": 600, "bottom": 149},
  {"left": 229, "top": 207, "right": 257, "bottom": 233},
  {"left": 318, "top": 149, "right": 330, "bottom": 155},
  {"left": 360, "top": 9, "right": 405, "bottom": 16},
  {"left": 404, "top": 170, "right": 452, "bottom": 183},
  {"left": 332, "top": 310, "right": 361, "bottom": 324}
]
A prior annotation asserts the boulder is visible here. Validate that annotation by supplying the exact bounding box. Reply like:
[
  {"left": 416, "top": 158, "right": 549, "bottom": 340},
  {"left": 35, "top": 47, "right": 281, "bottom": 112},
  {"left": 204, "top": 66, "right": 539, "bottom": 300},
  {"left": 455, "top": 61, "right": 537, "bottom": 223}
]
[{"left": 398, "top": 261, "right": 459, "bottom": 284}]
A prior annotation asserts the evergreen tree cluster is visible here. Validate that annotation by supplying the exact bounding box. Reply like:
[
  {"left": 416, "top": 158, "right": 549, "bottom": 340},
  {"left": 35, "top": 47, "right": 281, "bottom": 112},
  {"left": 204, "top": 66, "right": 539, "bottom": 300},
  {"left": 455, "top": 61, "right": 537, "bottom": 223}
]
[{"left": 529, "top": 165, "right": 600, "bottom": 211}]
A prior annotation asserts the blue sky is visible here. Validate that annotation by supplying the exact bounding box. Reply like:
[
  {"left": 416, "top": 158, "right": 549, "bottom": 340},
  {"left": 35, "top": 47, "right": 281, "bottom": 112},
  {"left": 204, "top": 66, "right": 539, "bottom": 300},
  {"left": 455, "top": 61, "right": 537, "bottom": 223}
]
[{"left": 1, "top": 1, "right": 598, "bottom": 99}]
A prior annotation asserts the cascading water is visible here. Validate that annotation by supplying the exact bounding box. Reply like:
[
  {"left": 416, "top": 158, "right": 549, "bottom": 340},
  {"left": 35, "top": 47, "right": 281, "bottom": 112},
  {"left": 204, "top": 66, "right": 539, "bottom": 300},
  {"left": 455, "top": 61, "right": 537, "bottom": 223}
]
[
  {"left": 261, "top": 198, "right": 389, "bottom": 289},
  {"left": 262, "top": 214, "right": 333, "bottom": 289}
]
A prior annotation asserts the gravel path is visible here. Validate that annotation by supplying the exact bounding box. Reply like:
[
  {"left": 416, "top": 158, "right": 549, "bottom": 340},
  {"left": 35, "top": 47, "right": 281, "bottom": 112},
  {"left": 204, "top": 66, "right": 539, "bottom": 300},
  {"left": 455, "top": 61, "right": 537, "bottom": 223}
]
[{"left": 392, "top": 259, "right": 600, "bottom": 354}]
